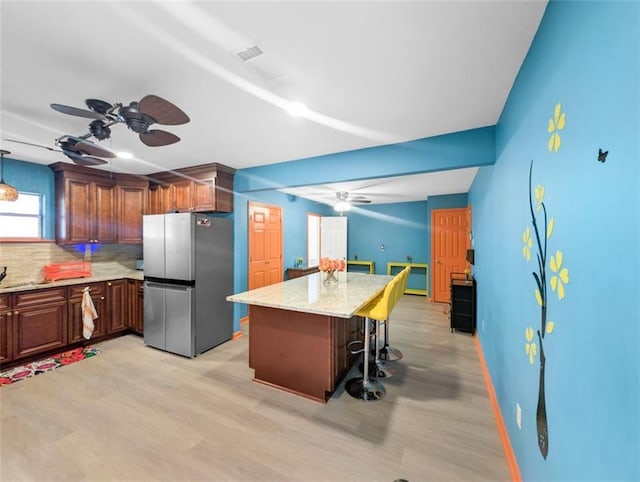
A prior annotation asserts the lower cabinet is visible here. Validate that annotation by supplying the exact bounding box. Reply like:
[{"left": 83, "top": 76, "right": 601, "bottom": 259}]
[
  {"left": 107, "top": 280, "right": 128, "bottom": 333},
  {"left": 68, "top": 283, "right": 108, "bottom": 344},
  {"left": 127, "top": 279, "right": 144, "bottom": 334},
  {"left": 1, "top": 277, "right": 145, "bottom": 368},
  {"left": 1, "top": 294, "right": 12, "bottom": 364},
  {"left": 12, "top": 288, "right": 68, "bottom": 361}
]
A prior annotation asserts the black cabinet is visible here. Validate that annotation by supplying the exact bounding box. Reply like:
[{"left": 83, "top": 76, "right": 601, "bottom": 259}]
[{"left": 450, "top": 274, "right": 476, "bottom": 334}]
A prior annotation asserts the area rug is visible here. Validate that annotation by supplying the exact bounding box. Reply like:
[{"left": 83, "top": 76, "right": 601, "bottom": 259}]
[{"left": 0, "top": 346, "right": 101, "bottom": 387}]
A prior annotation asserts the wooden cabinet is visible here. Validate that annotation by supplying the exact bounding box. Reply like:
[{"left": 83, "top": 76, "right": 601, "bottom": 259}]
[
  {"left": 147, "top": 163, "right": 235, "bottom": 214},
  {"left": 68, "top": 283, "right": 107, "bottom": 343},
  {"left": 117, "top": 183, "right": 148, "bottom": 244},
  {"left": 0, "top": 294, "right": 12, "bottom": 364},
  {"left": 55, "top": 173, "right": 117, "bottom": 244},
  {"left": 106, "top": 280, "right": 128, "bottom": 333},
  {"left": 127, "top": 279, "right": 143, "bottom": 334},
  {"left": 148, "top": 183, "right": 175, "bottom": 215},
  {"left": 51, "top": 162, "right": 149, "bottom": 245},
  {"left": 12, "top": 288, "right": 68, "bottom": 361}
]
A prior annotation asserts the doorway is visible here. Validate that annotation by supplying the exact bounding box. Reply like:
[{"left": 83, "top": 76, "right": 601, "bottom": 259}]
[
  {"left": 248, "top": 202, "right": 283, "bottom": 290},
  {"left": 431, "top": 207, "right": 471, "bottom": 303}
]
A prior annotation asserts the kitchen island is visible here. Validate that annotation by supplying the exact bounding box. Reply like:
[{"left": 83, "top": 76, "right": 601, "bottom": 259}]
[{"left": 227, "top": 272, "right": 394, "bottom": 403}]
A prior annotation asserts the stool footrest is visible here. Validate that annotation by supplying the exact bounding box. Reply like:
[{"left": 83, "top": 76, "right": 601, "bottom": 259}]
[{"left": 345, "top": 377, "right": 386, "bottom": 401}]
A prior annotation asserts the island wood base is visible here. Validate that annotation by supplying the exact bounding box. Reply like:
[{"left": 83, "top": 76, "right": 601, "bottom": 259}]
[{"left": 248, "top": 305, "right": 360, "bottom": 403}]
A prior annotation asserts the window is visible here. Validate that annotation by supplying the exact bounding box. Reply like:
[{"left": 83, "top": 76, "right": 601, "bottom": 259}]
[{"left": 0, "top": 192, "right": 43, "bottom": 239}]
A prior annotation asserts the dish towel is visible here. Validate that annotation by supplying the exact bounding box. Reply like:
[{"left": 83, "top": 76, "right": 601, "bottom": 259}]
[{"left": 81, "top": 288, "right": 98, "bottom": 340}]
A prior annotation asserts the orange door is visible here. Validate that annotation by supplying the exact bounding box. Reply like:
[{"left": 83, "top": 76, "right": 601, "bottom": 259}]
[
  {"left": 248, "top": 202, "right": 283, "bottom": 290},
  {"left": 431, "top": 207, "right": 470, "bottom": 303}
]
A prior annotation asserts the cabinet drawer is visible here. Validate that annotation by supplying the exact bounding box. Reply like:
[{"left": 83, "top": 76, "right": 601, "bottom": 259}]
[
  {"left": 14, "top": 288, "right": 66, "bottom": 308},
  {"left": 68, "top": 283, "right": 106, "bottom": 300}
]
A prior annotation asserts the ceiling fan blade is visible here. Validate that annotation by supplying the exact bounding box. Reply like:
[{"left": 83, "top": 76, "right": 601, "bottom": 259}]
[
  {"left": 69, "top": 137, "right": 116, "bottom": 158},
  {"left": 70, "top": 155, "right": 108, "bottom": 167},
  {"left": 138, "top": 95, "right": 190, "bottom": 125},
  {"left": 85, "top": 99, "right": 114, "bottom": 115},
  {"left": 351, "top": 199, "right": 372, "bottom": 204},
  {"left": 3, "top": 138, "right": 60, "bottom": 152},
  {"left": 140, "top": 129, "right": 180, "bottom": 147},
  {"left": 51, "top": 103, "right": 108, "bottom": 121}
]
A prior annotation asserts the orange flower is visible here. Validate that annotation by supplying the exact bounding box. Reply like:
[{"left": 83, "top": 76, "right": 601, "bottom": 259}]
[{"left": 319, "top": 257, "right": 346, "bottom": 272}]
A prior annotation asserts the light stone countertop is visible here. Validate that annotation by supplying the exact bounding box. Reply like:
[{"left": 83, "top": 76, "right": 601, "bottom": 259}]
[
  {"left": 0, "top": 270, "right": 144, "bottom": 294},
  {"left": 227, "top": 272, "right": 395, "bottom": 318}
]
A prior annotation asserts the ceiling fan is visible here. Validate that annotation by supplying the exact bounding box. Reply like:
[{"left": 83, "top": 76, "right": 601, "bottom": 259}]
[
  {"left": 50, "top": 94, "right": 190, "bottom": 147},
  {"left": 336, "top": 191, "right": 371, "bottom": 204},
  {"left": 4, "top": 135, "right": 115, "bottom": 166},
  {"left": 334, "top": 191, "right": 371, "bottom": 212}
]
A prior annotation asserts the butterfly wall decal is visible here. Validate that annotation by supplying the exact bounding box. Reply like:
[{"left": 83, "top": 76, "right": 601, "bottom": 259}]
[{"left": 597, "top": 148, "right": 609, "bottom": 163}]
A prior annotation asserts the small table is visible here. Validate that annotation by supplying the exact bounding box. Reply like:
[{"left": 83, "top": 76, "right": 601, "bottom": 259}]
[
  {"left": 387, "top": 262, "right": 429, "bottom": 296},
  {"left": 346, "top": 260, "right": 375, "bottom": 274},
  {"left": 286, "top": 266, "right": 319, "bottom": 280}
]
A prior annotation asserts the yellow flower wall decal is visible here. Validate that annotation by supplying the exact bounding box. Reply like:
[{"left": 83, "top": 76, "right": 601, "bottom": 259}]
[
  {"left": 546, "top": 321, "right": 555, "bottom": 334},
  {"left": 547, "top": 103, "right": 566, "bottom": 152},
  {"left": 522, "top": 227, "right": 533, "bottom": 261},
  {"left": 535, "top": 185, "right": 545, "bottom": 211},
  {"left": 525, "top": 327, "right": 537, "bottom": 364},
  {"left": 550, "top": 250, "right": 570, "bottom": 300},
  {"left": 535, "top": 288, "right": 543, "bottom": 306},
  {"left": 547, "top": 218, "right": 555, "bottom": 239}
]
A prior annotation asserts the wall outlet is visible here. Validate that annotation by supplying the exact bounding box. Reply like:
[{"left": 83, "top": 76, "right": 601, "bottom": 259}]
[{"left": 516, "top": 403, "right": 522, "bottom": 430}]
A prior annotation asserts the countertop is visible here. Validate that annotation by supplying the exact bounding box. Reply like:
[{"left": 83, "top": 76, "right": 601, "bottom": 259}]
[
  {"left": 227, "top": 272, "right": 395, "bottom": 318},
  {"left": 0, "top": 270, "right": 144, "bottom": 294}
]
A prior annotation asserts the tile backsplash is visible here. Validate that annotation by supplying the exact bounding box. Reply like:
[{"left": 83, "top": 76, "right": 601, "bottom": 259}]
[{"left": 0, "top": 243, "right": 142, "bottom": 287}]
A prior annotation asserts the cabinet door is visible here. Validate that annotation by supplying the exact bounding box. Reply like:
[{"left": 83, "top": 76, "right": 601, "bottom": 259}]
[
  {"left": 173, "top": 180, "right": 193, "bottom": 211},
  {"left": 127, "top": 280, "right": 141, "bottom": 333},
  {"left": 0, "top": 311, "right": 12, "bottom": 364},
  {"left": 107, "top": 280, "right": 128, "bottom": 333},
  {"left": 64, "top": 178, "right": 93, "bottom": 244},
  {"left": 68, "top": 283, "right": 107, "bottom": 343},
  {"left": 193, "top": 179, "right": 215, "bottom": 211},
  {"left": 118, "top": 185, "right": 147, "bottom": 243},
  {"left": 12, "top": 302, "right": 68, "bottom": 360},
  {"left": 93, "top": 181, "right": 117, "bottom": 243}
]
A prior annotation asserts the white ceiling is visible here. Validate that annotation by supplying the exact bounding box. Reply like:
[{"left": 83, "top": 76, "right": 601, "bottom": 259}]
[{"left": 0, "top": 1, "right": 546, "bottom": 203}]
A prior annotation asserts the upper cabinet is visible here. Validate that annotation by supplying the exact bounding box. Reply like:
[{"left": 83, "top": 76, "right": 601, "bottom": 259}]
[
  {"left": 51, "top": 163, "right": 148, "bottom": 245},
  {"left": 147, "top": 163, "right": 235, "bottom": 214},
  {"left": 51, "top": 162, "right": 235, "bottom": 245}
]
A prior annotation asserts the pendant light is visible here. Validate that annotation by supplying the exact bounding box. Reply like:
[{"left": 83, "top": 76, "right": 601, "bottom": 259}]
[{"left": 0, "top": 150, "right": 19, "bottom": 202}]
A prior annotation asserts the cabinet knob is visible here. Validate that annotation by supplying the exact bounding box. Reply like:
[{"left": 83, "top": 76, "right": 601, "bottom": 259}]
[
  {"left": 108, "top": 282, "right": 112, "bottom": 286},
  {"left": 100, "top": 296, "right": 105, "bottom": 300},
  {"left": 14, "top": 310, "right": 19, "bottom": 315}
]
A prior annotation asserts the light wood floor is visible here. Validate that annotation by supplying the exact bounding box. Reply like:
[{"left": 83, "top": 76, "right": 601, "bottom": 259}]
[{"left": 1, "top": 295, "right": 510, "bottom": 481}]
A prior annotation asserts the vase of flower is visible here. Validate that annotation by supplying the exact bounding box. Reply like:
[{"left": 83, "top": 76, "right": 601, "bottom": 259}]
[
  {"left": 324, "top": 270, "right": 338, "bottom": 285},
  {"left": 319, "top": 257, "right": 346, "bottom": 285}
]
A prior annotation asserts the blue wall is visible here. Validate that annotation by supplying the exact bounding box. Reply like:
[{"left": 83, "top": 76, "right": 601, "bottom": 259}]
[
  {"left": 469, "top": 1, "right": 639, "bottom": 480},
  {"left": 1, "top": 157, "right": 55, "bottom": 239}
]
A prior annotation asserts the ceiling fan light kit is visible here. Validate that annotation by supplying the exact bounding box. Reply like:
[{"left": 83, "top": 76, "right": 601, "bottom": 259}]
[
  {"left": 0, "top": 150, "right": 19, "bottom": 202},
  {"left": 334, "top": 200, "right": 352, "bottom": 213}
]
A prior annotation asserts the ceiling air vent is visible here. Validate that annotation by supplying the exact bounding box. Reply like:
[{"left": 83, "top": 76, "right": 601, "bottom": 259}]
[
  {"left": 237, "top": 45, "right": 263, "bottom": 62},
  {"left": 235, "top": 45, "right": 284, "bottom": 83}
]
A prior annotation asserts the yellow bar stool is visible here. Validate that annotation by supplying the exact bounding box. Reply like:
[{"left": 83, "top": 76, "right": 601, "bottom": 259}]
[
  {"left": 381, "top": 266, "right": 410, "bottom": 362},
  {"left": 346, "top": 276, "right": 401, "bottom": 401}
]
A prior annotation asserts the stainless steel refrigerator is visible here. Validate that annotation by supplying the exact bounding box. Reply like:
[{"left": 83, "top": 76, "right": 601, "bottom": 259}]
[{"left": 143, "top": 213, "right": 233, "bottom": 357}]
